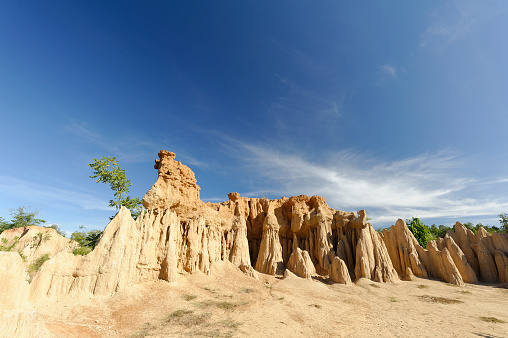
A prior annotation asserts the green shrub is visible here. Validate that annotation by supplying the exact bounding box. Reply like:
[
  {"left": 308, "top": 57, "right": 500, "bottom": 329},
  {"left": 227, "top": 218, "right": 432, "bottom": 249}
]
[
  {"left": 407, "top": 217, "right": 431, "bottom": 247},
  {"left": 72, "top": 246, "right": 92, "bottom": 256},
  {"left": 29, "top": 254, "right": 50, "bottom": 274}
]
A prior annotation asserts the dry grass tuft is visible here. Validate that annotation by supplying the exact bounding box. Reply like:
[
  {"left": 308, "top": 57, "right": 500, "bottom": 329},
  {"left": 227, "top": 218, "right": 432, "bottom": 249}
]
[
  {"left": 165, "top": 309, "right": 211, "bottom": 326},
  {"left": 389, "top": 297, "right": 397, "bottom": 302},
  {"left": 480, "top": 316, "right": 505, "bottom": 323},
  {"left": 195, "top": 300, "right": 247, "bottom": 311},
  {"left": 182, "top": 294, "right": 197, "bottom": 301},
  {"left": 419, "top": 295, "right": 463, "bottom": 304},
  {"left": 370, "top": 284, "right": 380, "bottom": 288},
  {"left": 417, "top": 284, "right": 429, "bottom": 289}
]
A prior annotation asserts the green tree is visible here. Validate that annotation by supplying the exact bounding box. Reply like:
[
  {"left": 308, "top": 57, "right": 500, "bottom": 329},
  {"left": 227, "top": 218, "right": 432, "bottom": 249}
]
[
  {"left": 70, "top": 226, "right": 102, "bottom": 255},
  {"left": 499, "top": 213, "right": 508, "bottom": 232},
  {"left": 88, "top": 156, "right": 142, "bottom": 218},
  {"left": 406, "top": 217, "right": 431, "bottom": 248},
  {"left": 0, "top": 207, "right": 45, "bottom": 234},
  {"left": 43, "top": 224, "right": 66, "bottom": 237}
]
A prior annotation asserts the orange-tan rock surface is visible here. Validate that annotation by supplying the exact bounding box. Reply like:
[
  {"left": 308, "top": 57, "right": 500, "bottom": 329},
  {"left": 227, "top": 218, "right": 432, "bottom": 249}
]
[
  {"left": 381, "top": 219, "right": 508, "bottom": 285},
  {"left": 3, "top": 149, "right": 508, "bottom": 313},
  {"left": 0, "top": 226, "right": 78, "bottom": 269}
]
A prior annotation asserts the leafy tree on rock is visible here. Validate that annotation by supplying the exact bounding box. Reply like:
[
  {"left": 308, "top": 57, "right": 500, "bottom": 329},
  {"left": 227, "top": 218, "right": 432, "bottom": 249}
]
[
  {"left": 88, "top": 156, "right": 143, "bottom": 219},
  {"left": 70, "top": 226, "right": 102, "bottom": 255},
  {"left": 0, "top": 207, "right": 45, "bottom": 235}
]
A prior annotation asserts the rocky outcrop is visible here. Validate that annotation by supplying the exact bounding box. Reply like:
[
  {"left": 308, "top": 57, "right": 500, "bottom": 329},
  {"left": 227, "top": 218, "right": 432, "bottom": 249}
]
[
  {"left": 0, "top": 252, "right": 29, "bottom": 309},
  {"left": 0, "top": 226, "right": 78, "bottom": 269},
  {"left": 287, "top": 247, "right": 316, "bottom": 279},
  {"left": 329, "top": 256, "right": 352, "bottom": 285},
  {"left": 4, "top": 149, "right": 508, "bottom": 310},
  {"left": 382, "top": 220, "right": 508, "bottom": 285}
]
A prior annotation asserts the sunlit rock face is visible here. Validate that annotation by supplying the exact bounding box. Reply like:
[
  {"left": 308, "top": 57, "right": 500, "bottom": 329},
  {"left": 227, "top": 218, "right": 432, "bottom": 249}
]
[{"left": 6, "top": 149, "right": 508, "bottom": 309}]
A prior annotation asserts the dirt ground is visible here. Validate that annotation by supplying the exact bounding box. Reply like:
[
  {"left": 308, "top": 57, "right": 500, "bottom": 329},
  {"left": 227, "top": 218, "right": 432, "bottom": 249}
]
[{"left": 32, "top": 261, "right": 508, "bottom": 337}]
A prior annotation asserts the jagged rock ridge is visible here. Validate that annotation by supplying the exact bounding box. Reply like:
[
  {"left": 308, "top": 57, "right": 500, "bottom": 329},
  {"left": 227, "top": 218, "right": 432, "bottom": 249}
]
[{"left": 3, "top": 150, "right": 508, "bottom": 309}]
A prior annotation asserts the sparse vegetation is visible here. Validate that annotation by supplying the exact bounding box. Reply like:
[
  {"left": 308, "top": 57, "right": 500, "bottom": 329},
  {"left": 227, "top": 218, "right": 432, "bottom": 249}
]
[
  {"left": 166, "top": 309, "right": 193, "bottom": 320},
  {"left": 195, "top": 300, "right": 247, "bottom": 311},
  {"left": 220, "top": 319, "right": 240, "bottom": 329},
  {"left": 129, "top": 322, "right": 155, "bottom": 338},
  {"left": 0, "top": 207, "right": 45, "bottom": 235},
  {"left": 418, "top": 295, "right": 463, "bottom": 304},
  {"left": 480, "top": 316, "right": 505, "bottom": 323},
  {"left": 389, "top": 297, "right": 397, "bottom": 302},
  {"left": 88, "top": 156, "right": 143, "bottom": 219},
  {"left": 0, "top": 236, "right": 27, "bottom": 261},
  {"left": 182, "top": 294, "right": 197, "bottom": 301},
  {"left": 28, "top": 253, "right": 50, "bottom": 278},
  {"left": 417, "top": 284, "right": 429, "bottom": 289},
  {"left": 71, "top": 226, "right": 102, "bottom": 255}
]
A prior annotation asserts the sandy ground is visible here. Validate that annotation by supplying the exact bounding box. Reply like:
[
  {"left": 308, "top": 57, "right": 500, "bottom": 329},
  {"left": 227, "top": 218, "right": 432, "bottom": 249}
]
[{"left": 31, "top": 262, "right": 508, "bottom": 337}]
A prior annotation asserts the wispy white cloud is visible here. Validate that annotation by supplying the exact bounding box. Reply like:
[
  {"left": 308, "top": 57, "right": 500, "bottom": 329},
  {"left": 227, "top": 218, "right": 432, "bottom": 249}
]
[
  {"left": 267, "top": 75, "right": 343, "bottom": 138},
  {"left": 374, "top": 64, "right": 398, "bottom": 86},
  {"left": 62, "top": 120, "right": 158, "bottom": 163},
  {"left": 420, "top": 1, "right": 477, "bottom": 48},
  {"left": 380, "top": 64, "right": 397, "bottom": 78},
  {"left": 0, "top": 175, "right": 111, "bottom": 212},
  {"left": 226, "top": 141, "right": 508, "bottom": 227}
]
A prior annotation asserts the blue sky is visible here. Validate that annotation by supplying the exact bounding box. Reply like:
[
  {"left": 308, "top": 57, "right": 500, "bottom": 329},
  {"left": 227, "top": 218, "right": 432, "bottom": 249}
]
[{"left": 1, "top": 1, "right": 508, "bottom": 233}]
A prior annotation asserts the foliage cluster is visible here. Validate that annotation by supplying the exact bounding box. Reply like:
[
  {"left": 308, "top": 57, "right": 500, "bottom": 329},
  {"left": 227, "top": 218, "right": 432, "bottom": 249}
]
[
  {"left": 88, "top": 156, "right": 143, "bottom": 218},
  {"left": 0, "top": 207, "right": 45, "bottom": 234},
  {"left": 0, "top": 236, "right": 26, "bottom": 261},
  {"left": 28, "top": 253, "right": 50, "bottom": 275},
  {"left": 70, "top": 226, "right": 103, "bottom": 255}
]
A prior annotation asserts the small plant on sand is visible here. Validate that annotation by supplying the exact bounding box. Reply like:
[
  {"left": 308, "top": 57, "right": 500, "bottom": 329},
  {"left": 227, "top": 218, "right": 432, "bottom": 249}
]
[
  {"left": 417, "top": 284, "right": 428, "bottom": 289},
  {"left": 419, "top": 295, "right": 463, "bottom": 304},
  {"left": 195, "top": 300, "right": 246, "bottom": 311},
  {"left": 182, "top": 294, "right": 197, "bottom": 301},
  {"left": 389, "top": 297, "right": 397, "bottom": 302},
  {"left": 220, "top": 319, "right": 240, "bottom": 329},
  {"left": 370, "top": 284, "right": 380, "bottom": 288},
  {"left": 166, "top": 309, "right": 211, "bottom": 326},
  {"left": 129, "top": 322, "right": 154, "bottom": 338},
  {"left": 167, "top": 309, "right": 193, "bottom": 320},
  {"left": 480, "top": 317, "right": 505, "bottom": 323}
]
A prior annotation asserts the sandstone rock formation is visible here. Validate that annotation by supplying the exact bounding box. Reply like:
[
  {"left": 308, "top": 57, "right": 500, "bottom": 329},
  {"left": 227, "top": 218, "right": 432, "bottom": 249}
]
[
  {"left": 382, "top": 219, "right": 508, "bottom": 285},
  {"left": 0, "top": 226, "right": 78, "bottom": 269},
  {"left": 0, "top": 252, "right": 29, "bottom": 310},
  {"left": 3, "top": 149, "right": 508, "bottom": 310}
]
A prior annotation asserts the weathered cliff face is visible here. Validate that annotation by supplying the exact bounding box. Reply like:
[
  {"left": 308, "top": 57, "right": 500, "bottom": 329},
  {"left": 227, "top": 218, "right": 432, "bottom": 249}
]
[
  {"left": 382, "top": 220, "right": 508, "bottom": 285},
  {"left": 5, "top": 149, "right": 508, "bottom": 309},
  {"left": 20, "top": 150, "right": 403, "bottom": 305},
  {"left": 0, "top": 226, "right": 78, "bottom": 269}
]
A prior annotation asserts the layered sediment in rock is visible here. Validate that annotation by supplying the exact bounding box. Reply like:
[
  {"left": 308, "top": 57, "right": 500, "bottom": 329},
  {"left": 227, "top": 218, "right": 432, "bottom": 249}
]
[{"left": 5, "top": 150, "right": 508, "bottom": 309}]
